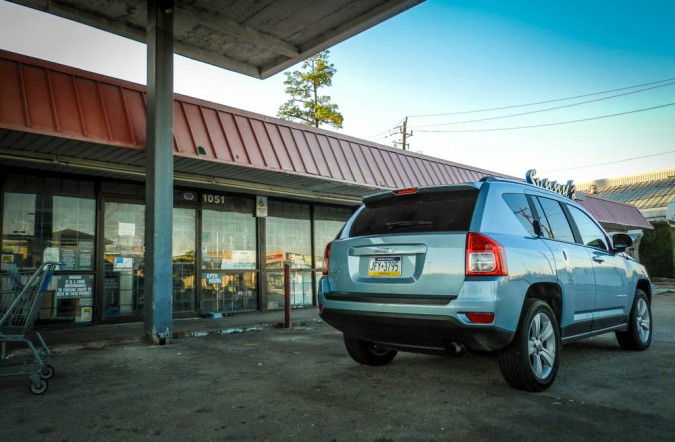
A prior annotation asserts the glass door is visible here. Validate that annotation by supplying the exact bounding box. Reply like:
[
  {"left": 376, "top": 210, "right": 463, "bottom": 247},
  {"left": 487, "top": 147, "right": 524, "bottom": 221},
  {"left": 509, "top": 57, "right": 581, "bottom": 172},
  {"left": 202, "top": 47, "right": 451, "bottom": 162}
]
[{"left": 103, "top": 202, "right": 145, "bottom": 319}]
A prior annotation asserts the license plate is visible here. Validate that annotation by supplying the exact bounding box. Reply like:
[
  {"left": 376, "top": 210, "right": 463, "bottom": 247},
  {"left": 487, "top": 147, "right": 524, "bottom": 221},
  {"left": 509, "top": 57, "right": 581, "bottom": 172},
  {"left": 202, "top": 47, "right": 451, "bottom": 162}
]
[{"left": 368, "top": 256, "right": 402, "bottom": 277}]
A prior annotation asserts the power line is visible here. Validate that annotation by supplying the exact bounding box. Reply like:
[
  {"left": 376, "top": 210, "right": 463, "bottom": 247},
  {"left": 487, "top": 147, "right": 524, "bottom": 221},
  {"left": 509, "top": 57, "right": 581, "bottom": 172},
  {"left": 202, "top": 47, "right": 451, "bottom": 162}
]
[
  {"left": 541, "top": 150, "right": 675, "bottom": 173},
  {"left": 368, "top": 118, "right": 405, "bottom": 139},
  {"left": 416, "top": 102, "right": 675, "bottom": 133},
  {"left": 408, "top": 77, "right": 675, "bottom": 118},
  {"left": 411, "top": 82, "right": 675, "bottom": 128}
]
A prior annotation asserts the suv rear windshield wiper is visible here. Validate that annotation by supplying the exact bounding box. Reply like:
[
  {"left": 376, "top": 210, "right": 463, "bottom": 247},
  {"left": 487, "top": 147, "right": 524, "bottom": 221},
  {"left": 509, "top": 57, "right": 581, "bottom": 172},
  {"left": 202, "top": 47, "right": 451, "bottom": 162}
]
[{"left": 386, "top": 220, "right": 433, "bottom": 229}]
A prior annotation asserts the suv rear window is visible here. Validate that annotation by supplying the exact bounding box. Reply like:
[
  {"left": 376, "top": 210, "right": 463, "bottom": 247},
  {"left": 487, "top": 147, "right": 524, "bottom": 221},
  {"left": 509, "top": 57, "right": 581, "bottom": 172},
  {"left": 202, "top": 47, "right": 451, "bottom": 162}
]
[{"left": 350, "top": 189, "right": 478, "bottom": 237}]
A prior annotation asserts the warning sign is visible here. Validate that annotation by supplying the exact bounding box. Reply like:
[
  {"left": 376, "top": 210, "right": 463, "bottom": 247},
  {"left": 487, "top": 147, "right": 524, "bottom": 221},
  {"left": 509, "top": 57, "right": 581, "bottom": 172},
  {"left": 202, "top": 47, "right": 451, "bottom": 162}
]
[{"left": 56, "top": 275, "right": 92, "bottom": 298}]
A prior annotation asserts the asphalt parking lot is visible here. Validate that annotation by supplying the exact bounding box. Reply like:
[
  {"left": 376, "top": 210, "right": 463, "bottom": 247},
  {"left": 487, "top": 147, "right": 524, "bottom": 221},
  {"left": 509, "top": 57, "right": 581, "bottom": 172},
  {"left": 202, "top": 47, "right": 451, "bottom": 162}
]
[{"left": 1, "top": 293, "right": 674, "bottom": 441}]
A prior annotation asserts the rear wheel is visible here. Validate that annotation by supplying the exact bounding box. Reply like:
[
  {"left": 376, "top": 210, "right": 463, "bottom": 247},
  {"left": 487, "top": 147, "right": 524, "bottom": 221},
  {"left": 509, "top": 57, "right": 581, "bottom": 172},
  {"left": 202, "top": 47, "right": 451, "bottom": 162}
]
[
  {"left": 616, "top": 289, "right": 652, "bottom": 351},
  {"left": 344, "top": 335, "right": 397, "bottom": 366},
  {"left": 41, "top": 364, "right": 55, "bottom": 380},
  {"left": 498, "top": 299, "right": 560, "bottom": 392}
]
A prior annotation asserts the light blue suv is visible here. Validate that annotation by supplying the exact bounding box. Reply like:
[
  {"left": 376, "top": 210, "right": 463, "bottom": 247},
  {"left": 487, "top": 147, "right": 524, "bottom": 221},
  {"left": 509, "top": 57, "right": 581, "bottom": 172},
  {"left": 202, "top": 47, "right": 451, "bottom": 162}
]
[{"left": 318, "top": 177, "right": 652, "bottom": 391}]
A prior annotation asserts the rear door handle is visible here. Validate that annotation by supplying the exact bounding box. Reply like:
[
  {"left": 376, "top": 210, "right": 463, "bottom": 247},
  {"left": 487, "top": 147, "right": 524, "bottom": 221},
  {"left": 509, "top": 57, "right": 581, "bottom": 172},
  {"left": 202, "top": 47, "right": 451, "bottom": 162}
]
[{"left": 592, "top": 256, "right": 605, "bottom": 263}]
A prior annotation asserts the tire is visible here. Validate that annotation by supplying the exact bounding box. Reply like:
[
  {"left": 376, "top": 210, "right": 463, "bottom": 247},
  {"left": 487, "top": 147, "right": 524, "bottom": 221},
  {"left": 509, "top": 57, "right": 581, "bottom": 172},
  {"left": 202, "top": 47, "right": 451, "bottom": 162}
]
[
  {"left": 343, "top": 335, "right": 397, "bottom": 366},
  {"left": 616, "top": 289, "right": 652, "bottom": 351},
  {"left": 30, "top": 379, "right": 48, "bottom": 395},
  {"left": 41, "top": 364, "right": 55, "bottom": 380},
  {"left": 498, "top": 299, "right": 561, "bottom": 392}
]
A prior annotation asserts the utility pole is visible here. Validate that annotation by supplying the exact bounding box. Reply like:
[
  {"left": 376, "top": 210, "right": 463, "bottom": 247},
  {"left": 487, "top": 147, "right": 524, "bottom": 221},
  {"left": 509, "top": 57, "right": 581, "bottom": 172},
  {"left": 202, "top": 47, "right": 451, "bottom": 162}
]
[{"left": 393, "top": 116, "right": 413, "bottom": 150}]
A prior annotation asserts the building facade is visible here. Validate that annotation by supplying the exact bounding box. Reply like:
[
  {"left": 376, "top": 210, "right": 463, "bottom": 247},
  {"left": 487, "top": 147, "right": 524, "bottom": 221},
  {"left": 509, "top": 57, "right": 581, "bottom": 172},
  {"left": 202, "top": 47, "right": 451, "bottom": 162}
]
[{"left": 0, "top": 50, "right": 653, "bottom": 327}]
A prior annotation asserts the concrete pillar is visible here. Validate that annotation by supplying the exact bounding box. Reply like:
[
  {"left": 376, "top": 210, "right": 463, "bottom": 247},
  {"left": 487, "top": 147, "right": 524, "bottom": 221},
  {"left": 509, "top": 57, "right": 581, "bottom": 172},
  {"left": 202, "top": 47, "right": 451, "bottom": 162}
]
[{"left": 144, "top": 0, "right": 174, "bottom": 344}]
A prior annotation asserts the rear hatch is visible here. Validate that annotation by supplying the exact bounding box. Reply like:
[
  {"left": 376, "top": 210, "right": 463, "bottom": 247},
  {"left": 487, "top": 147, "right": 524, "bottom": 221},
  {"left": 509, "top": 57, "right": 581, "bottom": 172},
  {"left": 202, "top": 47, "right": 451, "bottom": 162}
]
[{"left": 326, "top": 186, "right": 480, "bottom": 303}]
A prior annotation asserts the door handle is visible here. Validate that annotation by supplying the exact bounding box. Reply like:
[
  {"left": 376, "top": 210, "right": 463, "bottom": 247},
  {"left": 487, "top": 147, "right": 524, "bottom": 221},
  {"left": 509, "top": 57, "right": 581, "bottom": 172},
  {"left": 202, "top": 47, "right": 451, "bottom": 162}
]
[{"left": 592, "top": 256, "right": 605, "bottom": 263}]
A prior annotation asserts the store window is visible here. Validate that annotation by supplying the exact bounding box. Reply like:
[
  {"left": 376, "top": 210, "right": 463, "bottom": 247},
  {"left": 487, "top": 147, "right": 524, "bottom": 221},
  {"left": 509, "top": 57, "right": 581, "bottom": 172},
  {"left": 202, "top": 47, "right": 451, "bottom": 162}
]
[
  {"left": 313, "top": 205, "right": 352, "bottom": 291},
  {"left": 173, "top": 208, "right": 196, "bottom": 313},
  {"left": 265, "top": 200, "right": 312, "bottom": 309},
  {"left": 1, "top": 175, "right": 96, "bottom": 324},
  {"left": 201, "top": 196, "right": 257, "bottom": 314},
  {"left": 103, "top": 202, "right": 145, "bottom": 318}
]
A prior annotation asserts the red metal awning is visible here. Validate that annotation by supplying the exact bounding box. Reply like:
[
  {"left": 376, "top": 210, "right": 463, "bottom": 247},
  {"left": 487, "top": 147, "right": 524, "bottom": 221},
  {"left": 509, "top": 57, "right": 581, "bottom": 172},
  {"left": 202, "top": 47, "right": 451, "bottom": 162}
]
[
  {"left": 577, "top": 193, "right": 653, "bottom": 231},
  {"left": 0, "top": 49, "right": 652, "bottom": 230},
  {"left": 0, "top": 49, "right": 506, "bottom": 203}
]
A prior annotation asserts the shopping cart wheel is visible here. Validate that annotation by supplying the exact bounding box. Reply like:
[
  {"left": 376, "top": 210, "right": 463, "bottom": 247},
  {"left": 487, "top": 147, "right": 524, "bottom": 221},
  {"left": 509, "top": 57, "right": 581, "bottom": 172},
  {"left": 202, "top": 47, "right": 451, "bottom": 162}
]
[
  {"left": 30, "top": 379, "right": 48, "bottom": 395},
  {"left": 41, "top": 364, "right": 55, "bottom": 380}
]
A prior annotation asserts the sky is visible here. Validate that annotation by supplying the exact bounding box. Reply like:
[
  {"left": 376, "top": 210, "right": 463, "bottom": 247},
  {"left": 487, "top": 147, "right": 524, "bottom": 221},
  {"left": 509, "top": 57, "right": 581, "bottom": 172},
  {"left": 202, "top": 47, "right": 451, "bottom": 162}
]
[{"left": 0, "top": 0, "right": 673, "bottom": 184}]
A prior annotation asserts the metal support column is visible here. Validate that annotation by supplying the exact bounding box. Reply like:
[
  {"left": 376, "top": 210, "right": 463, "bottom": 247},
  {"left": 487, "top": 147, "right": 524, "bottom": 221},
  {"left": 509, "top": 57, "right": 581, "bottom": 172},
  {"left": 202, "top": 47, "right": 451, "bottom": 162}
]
[{"left": 144, "top": 0, "right": 174, "bottom": 344}]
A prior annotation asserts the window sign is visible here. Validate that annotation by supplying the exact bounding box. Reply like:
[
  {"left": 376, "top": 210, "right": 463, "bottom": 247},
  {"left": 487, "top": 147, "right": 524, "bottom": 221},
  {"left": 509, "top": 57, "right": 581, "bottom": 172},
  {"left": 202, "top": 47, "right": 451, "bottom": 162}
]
[
  {"left": 113, "top": 257, "right": 133, "bottom": 271},
  {"left": 43, "top": 247, "right": 60, "bottom": 264},
  {"left": 56, "top": 275, "right": 93, "bottom": 298},
  {"left": 118, "top": 222, "right": 136, "bottom": 237},
  {"left": 81, "top": 307, "right": 93, "bottom": 322},
  {"left": 78, "top": 241, "right": 94, "bottom": 268},
  {"left": 60, "top": 248, "right": 77, "bottom": 269},
  {"left": 204, "top": 273, "right": 222, "bottom": 285},
  {"left": 256, "top": 196, "right": 268, "bottom": 217},
  {"left": 221, "top": 250, "right": 256, "bottom": 269}
]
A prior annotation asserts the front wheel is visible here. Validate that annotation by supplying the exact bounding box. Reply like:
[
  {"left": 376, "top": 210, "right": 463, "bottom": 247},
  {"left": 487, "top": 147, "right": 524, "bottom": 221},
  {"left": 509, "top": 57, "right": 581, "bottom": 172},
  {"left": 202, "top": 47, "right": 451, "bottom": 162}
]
[
  {"left": 616, "top": 289, "right": 652, "bottom": 351},
  {"left": 498, "top": 299, "right": 561, "bottom": 392},
  {"left": 30, "top": 379, "right": 48, "bottom": 395},
  {"left": 344, "top": 335, "right": 397, "bottom": 366}
]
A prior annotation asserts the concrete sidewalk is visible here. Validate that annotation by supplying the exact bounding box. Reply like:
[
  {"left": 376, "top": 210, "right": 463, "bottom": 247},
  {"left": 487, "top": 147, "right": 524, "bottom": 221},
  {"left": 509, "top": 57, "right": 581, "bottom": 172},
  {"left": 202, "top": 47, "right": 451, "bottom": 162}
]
[
  {"left": 38, "top": 280, "right": 675, "bottom": 351},
  {"left": 40, "top": 307, "right": 321, "bottom": 351}
]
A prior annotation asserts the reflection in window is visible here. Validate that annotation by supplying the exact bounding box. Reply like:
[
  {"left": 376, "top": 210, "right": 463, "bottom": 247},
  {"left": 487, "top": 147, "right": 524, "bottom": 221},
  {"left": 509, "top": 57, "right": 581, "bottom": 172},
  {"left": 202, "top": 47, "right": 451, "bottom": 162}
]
[
  {"left": 567, "top": 205, "right": 608, "bottom": 250},
  {"left": 200, "top": 197, "right": 257, "bottom": 314},
  {"left": 53, "top": 196, "right": 96, "bottom": 271},
  {"left": 536, "top": 197, "right": 575, "bottom": 243},
  {"left": 313, "top": 205, "right": 352, "bottom": 270},
  {"left": 103, "top": 202, "right": 145, "bottom": 318},
  {"left": 173, "top": 208, "right": 196, "bottom": 312},
  {"left": 200, "top": 271, "right": 257, "bottom": 314},
  {"left": 265, "top": 200, "right": 311, "bottom": 309},
  {"left": 201, "top": 198, "right": 256, "bottom": 270},
  {"left": 503, "top": 194, "right": 536, "bottom": 236},
  {"left": 1, "top": 175, "right": 96, "bottom": 324}
]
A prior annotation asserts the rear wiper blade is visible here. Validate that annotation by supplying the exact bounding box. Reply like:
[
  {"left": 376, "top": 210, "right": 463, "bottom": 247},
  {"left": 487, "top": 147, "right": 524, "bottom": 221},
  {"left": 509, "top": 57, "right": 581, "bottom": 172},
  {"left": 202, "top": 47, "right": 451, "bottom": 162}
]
[{"left": 386, "top": 220, "right": 432, "bottom": 229}]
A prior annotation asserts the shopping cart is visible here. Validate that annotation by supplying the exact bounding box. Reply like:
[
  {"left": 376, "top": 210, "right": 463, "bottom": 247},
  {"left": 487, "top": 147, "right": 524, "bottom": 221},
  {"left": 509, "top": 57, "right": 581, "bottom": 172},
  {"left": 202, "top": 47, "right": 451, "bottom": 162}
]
[{"left": 1, "top": 263, "right": 58, "bottom": 394}]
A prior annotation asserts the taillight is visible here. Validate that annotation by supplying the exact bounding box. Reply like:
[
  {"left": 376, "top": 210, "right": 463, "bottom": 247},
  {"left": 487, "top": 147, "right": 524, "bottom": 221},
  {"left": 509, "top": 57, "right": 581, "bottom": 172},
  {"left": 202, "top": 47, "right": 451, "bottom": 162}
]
[
  {"left": 465, "top": 312, "right": 495, "bottom": 324},
  {"left": 466, "top": 233, "right": 507, "bottom": 276},
  {"left": 322, "top": 242, "right": 332, "bottom": 275},
  {"left": 394, "top": 188, "right": 417, "bottom": 195}
]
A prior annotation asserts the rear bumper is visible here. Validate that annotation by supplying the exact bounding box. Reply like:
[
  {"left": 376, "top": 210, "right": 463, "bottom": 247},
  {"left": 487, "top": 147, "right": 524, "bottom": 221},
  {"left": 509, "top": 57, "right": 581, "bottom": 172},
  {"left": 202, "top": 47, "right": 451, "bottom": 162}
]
[{"left": 320, "top": 308, "right": 513, "bottom": 352}]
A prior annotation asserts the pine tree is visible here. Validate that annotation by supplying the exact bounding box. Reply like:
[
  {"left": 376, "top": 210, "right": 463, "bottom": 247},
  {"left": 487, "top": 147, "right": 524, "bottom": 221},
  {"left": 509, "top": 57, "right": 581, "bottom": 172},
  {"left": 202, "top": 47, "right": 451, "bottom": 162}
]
[{"left": 277, "top": 50, "right": 344, "bottom": 129}]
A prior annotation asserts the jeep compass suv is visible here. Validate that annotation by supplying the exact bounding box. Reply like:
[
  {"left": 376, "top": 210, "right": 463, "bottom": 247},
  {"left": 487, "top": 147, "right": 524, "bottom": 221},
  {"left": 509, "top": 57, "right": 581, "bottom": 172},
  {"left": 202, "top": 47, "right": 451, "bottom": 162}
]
[{"left": 318, "top": 177, "right": 652, "bottom": 391}]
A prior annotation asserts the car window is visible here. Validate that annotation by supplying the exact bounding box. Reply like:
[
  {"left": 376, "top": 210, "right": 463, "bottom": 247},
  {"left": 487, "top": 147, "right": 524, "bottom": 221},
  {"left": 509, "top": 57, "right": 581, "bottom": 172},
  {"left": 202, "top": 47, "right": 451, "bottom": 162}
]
[
  {"left": 535, "top": 197, "right": 576, "bottom": 243},
  {"left": 503, "top": 193, "right": 537, "bottom": 236},
  {"left": 350, "top": 189, "right": 478, "bottom": 237},
  {"left": 567, "top": 205, "right": 608, "bottom": 250}
]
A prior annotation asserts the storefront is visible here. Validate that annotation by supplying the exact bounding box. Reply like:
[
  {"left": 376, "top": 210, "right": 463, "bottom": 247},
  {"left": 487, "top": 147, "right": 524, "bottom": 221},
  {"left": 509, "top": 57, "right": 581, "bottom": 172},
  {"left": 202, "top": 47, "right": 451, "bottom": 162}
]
[
  {"left": 0, "top": 49, "right": 652, "bottom": 327},
  {"left": 0, "top": 171, "right": 353, "bottom": 325}
]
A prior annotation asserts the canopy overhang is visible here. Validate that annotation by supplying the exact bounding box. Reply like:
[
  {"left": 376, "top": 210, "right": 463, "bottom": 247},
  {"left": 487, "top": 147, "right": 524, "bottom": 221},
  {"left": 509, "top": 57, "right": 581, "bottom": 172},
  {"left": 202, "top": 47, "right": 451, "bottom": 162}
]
[{"left": 9, "top": 0, "right": 425, "bottom": 79}]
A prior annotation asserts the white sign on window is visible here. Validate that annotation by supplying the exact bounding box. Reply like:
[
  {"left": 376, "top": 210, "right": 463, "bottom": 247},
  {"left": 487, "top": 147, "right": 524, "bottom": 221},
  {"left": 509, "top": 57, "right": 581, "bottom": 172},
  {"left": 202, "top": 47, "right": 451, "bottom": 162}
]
[
  {"left": 256, "top": 196, "right": 268, "bottom": 218},
  {"left": 118, "top": 222, "right": 136, "bottom": 237}
]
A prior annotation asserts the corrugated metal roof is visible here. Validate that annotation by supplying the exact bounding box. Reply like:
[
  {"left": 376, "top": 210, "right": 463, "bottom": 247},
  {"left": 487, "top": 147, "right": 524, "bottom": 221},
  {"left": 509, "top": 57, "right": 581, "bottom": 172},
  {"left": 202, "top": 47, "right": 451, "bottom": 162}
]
[
  {"left": 581, "top": 177, "right": 675, "bottom": 211},
  {"left": 0, "top": 49, "right": 506, "bottom": 197},
  {"left": 0, "top": 49, "right": 653, "bottom": 230},
  {"left": 577, "top": 194, "right": 653, "bottom": 230}
]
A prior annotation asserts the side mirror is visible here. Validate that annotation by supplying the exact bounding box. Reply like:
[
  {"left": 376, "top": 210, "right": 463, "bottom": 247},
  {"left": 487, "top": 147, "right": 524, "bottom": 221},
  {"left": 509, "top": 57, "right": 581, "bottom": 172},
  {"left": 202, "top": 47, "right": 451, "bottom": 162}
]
[{"left": 612, "top": 233, "right": 633, "bottom": 252}]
